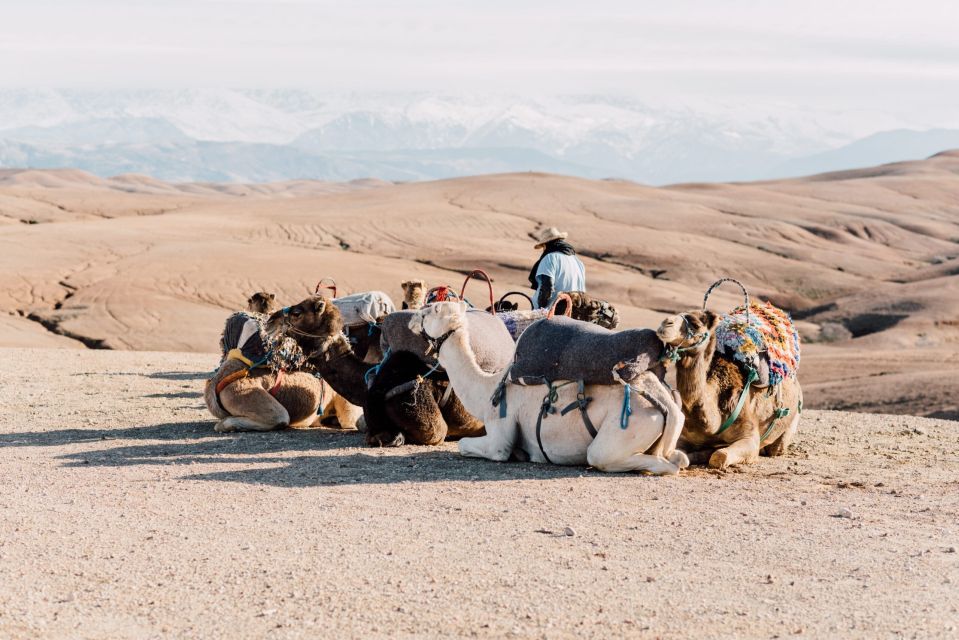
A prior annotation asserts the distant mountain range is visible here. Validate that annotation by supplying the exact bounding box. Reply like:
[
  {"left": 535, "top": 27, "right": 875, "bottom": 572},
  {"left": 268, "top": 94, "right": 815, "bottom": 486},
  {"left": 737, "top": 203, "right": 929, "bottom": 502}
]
[{"left": 0, "top": 89, "right": 954, "bottom": 184}]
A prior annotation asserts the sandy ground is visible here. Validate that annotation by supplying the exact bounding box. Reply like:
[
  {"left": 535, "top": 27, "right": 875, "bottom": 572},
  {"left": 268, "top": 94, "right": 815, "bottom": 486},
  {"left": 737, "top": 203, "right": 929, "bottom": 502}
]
[{"left": 1, "top": 347, "right": 957, "bottom": 639}]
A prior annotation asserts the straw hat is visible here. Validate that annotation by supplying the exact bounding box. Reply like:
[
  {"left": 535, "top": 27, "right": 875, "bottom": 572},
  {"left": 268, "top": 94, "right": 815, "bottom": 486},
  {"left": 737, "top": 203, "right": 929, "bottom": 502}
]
[{"left": 534, "top": 226, "right": 569, "bottom": 249}]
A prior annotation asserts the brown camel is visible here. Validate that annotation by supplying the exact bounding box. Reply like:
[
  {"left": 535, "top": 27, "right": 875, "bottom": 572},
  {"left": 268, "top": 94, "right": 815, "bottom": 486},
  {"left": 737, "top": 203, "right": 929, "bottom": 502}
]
[
  {"left": 205, "top": 360, "right": 334, "bottom": 432},
  {"left": 247, "top": 292, "right": 277, "bottom": 315},
  {"left": 204, "top": 311, "right": 336, "bottom": 432},
  {"left": 266, "top": 296, "right": 482, "bottom": 446},
  {"left": 401, "top": 279, "right": 426, "bottom": 309},
  {"left": 656, "top": 310, "right": 802, "bottom": 469}
]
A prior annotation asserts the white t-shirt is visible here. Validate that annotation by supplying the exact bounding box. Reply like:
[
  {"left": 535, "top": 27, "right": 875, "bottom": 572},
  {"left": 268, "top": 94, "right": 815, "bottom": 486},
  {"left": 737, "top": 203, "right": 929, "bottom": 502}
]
[{"left": 535, "top": 252, "right": 586, "bottom": 307}]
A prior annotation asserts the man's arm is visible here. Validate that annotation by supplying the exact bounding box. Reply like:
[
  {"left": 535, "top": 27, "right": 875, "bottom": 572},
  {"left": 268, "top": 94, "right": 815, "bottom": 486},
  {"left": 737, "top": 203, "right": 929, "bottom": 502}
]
[{"left": 536, "top": 274, "right": 553, "bottom": 308}]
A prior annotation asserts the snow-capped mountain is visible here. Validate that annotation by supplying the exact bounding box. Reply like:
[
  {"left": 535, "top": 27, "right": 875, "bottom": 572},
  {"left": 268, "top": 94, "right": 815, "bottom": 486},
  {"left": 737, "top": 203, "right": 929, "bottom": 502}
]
[{"left": 0, "top": 89, "right": 943, "bottom": 184}]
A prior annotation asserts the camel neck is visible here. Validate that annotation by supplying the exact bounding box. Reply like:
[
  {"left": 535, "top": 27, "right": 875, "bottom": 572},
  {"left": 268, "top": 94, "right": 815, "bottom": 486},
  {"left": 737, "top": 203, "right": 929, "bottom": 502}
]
[
  {"left": 308, "top": 334, "right": 369, "bottom": 406},
  {"left": 437, "top": 326, "right": 501, "bottom": 417},
  {"left": 675, "top": 336, "right": 719, "bottom": 420}
]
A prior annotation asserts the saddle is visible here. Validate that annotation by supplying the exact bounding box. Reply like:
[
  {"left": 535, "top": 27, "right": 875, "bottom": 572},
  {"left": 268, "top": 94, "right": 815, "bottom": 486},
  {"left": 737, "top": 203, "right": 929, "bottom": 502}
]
[
  {"left": 379, "top": 308, "right": 514, "bottom": 373},
  {"left": 509, "top": 316, "right": 665, "bottom": 386},
  {"left": 333, "top": 291, "right": 395, "bottom": 328},
  {"left": 715, "top": 301, "right": 800, "bottom": 388}
]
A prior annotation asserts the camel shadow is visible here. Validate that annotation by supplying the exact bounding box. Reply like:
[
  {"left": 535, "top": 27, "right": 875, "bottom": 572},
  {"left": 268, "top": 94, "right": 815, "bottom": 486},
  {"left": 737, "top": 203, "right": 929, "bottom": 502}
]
[
  {"left": 147, "top": 371, "right": 210, "bottom": 381},
  {"left": 42, "top": 418, "right": 593, "bottom": 486},
  {"left": 181, "top": 451, "right": 590, "bottom": 487},
  {"left": 144, "top": 391, "right": 203, "bottom": 399},
  {"left": 55, "top": 425, "right": 362, "bottom": 469},
  {"left": 0, "top": 420, "right": 215, "bottom": 447}
]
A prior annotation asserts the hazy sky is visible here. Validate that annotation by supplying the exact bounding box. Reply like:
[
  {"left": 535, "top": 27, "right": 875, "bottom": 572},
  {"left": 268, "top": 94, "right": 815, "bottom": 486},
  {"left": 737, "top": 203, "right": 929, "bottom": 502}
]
[{"left": 3, "top": 0, "right": 958, "bottom": 119}]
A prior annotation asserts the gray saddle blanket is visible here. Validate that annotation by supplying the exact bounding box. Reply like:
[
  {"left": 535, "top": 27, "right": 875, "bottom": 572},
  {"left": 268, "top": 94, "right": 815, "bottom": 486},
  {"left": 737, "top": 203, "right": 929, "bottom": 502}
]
[
  {"left": 380, "top": 309, "right": 514, "bottom": 373},
  {"left": 334, "top": 291, "right": 395, "bottom": 327},
  {"left": 510, "top": 316, "right": 665, "bottom": 386}
]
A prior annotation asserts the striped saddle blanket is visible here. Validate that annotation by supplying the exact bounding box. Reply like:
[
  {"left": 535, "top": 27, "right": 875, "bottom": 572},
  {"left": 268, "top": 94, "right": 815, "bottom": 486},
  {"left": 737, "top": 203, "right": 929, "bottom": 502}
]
[{"left": 715, "top": 301, "right": 800, "bottom": 387}]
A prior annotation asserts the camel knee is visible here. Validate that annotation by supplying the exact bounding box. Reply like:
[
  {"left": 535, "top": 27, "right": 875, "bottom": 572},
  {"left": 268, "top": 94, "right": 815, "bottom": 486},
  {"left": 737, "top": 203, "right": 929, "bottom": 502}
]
[
  {"left": 586, "top": 446, "right": 618, "bottom": 471},
  {"left": 669, "top": 450, "right": 690, "bottom": 469}
]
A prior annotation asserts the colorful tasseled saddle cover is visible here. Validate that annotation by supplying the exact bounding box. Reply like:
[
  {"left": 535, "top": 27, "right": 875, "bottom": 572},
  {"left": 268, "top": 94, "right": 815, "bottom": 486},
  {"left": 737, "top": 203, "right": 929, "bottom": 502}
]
[{"left": 715, "top": 301, "right": 800, "bottom": 387}]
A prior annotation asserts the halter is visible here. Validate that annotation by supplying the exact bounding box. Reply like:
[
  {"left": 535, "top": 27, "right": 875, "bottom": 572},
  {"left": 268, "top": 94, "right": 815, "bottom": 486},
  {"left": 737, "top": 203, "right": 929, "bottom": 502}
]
[
  {"left": 662, "top": 314, "right": 711, "bottom": 364},
  {"left": 424, "top": 328, "right": 456, "bottom": 357}
]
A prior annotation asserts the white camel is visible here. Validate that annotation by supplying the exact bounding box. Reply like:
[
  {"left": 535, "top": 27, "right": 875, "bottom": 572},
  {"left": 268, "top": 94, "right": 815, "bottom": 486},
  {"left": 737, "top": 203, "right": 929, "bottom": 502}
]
[{"left": 409, "top": 301, "right": 689, "bottom": 474}]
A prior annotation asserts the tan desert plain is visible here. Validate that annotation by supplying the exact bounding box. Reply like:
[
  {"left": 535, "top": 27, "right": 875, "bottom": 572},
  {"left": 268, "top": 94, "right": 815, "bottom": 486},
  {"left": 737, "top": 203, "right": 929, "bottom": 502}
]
[{"left": 1, "top": 154, "right": 957, "bottom": 638}]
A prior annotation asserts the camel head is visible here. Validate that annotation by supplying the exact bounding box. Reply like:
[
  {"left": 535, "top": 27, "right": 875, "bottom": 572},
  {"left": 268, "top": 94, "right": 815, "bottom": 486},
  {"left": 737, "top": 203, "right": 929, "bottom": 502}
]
[
  {"left": 401, "top": 279, "right": 426, "bottom": 310},
  {"left": 266, "top": 295, "right": 344, "bottom": 350},
  {"left": 247, "top": 291, "right": 277, "bottom": 315},
  {"left": 657, "top": 310, "right": 720, "bottom": 357},
  {"left": 408, "top": 300, "right": 468, "bottom": 340}
]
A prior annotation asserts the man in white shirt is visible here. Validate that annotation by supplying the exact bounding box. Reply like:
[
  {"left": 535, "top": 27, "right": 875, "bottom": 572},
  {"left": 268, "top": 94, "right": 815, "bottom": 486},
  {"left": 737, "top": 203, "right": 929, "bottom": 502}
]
[{"left": 528, "top": 227, "right": 586, "bottom": 308}]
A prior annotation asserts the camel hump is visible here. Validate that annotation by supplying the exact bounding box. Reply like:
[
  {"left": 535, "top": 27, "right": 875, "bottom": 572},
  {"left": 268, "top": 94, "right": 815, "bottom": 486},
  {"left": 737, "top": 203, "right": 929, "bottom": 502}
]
[
  {"left": 334, "top": 291, "right": 396, "bottom": 327},
  {"left": 510, "top": 316, "right": 664, "bottom": 386}
]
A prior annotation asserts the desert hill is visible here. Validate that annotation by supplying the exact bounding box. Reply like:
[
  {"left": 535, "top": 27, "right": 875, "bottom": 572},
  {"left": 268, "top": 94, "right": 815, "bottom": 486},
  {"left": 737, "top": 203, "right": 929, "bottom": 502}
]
[{"left": 2, "top": 154, "right": 958, "bottom": 418}]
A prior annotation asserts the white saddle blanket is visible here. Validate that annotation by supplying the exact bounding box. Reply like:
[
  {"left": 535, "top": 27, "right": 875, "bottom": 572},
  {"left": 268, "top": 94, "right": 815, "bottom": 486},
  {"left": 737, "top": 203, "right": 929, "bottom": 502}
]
[{"left": 334, "top": 291, "right": 395, "bottom": 327}]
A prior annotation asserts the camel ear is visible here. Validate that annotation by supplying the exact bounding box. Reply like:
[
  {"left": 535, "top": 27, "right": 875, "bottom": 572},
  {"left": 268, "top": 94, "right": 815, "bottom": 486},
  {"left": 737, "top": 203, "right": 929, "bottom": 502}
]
[
  {"left": 312, "top": 298, "right": 326, "bottom": 314},
  {"left": 704, "top": 310, "right": 720, "bottom": 330},
  {"left": 401, "top": 281, "right": 410, "bottom": 291},
  {"left": 268, "top": 293, "right": 275, "bottom": 300}
]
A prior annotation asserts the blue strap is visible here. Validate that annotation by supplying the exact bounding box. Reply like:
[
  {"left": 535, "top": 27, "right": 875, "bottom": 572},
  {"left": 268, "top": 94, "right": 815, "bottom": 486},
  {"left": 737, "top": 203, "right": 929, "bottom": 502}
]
[
  {"left": 363, "top": 347, "right": 391, "bottom": 388},
  {"left": 620, "top": 384, "right": 633, "bottom": 429}
]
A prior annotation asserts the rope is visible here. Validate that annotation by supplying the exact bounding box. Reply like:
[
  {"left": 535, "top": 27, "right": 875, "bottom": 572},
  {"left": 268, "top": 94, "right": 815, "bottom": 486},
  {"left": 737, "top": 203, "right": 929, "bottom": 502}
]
[{"left": 662, "top": 330, "right": 710, "bottom": 364}]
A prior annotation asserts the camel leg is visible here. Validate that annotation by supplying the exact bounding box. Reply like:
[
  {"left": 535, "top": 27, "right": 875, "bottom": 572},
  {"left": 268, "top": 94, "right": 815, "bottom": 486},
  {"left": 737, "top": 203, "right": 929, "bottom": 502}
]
[
  {"left": 585, "top": 408, "right": 684, "bottom": 475},
  {"left": 216, "top": 386, "right": 290, "bottom": 433},
  {"left": 629, "top": 374, "right": 684, "bottom": 459},
  {"left": 708, "top": 435, "right": 760, "bottom": 469},
  {"left": 458, "top": 418, "right": 518, "bottom": 462}
]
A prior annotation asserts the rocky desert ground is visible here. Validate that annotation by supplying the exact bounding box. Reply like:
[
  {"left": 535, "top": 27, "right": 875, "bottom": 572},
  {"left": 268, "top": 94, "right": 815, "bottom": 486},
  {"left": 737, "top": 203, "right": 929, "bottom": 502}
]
[
  {"left": 1, "top": 155, "right": 958, "bottom": 637},
  {"left": 1, "top": 348, "right": 957, "bottom": 639}
]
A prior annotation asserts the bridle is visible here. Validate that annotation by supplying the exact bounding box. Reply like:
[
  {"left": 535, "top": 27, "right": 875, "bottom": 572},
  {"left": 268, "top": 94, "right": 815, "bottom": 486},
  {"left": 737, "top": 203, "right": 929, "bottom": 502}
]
[
  {"left": 424, "top": 328, "right": 456, "bottom": 357},
  {"left": 662, "top": 314, "right": 711, "bottom": 364},
  {"left": 277, "top": 306, "right": 352, "bottom": 363}
]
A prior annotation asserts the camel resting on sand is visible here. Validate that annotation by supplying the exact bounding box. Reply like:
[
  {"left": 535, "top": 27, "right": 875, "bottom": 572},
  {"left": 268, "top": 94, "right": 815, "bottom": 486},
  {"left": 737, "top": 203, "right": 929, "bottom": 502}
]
[
  {"left": 656, "top": 309, "right": 802, "bottom": 469},
  {"left": 401, "top": 279, "right": 426, "bottom": 309},
  {"left": 266, "top": 297, "right": 493, "bottom": 446},
  {"left": 247, "top": 292, "right": 277, "bottom": 315},
  {"left": 410, "top": 301, "right": 688, "bottom": 474},
  {"left": 204, "top": 311, "right": 335, "bottom": 432}
]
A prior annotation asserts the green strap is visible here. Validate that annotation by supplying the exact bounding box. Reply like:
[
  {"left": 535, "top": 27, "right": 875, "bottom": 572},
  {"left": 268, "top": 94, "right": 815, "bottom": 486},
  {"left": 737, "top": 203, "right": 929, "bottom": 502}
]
[
  {"left": 717, "top": 368, "right": 759, "bottom": 435},
  {"left": 760, "top": 407, "right": 790, "bottom": 442}
]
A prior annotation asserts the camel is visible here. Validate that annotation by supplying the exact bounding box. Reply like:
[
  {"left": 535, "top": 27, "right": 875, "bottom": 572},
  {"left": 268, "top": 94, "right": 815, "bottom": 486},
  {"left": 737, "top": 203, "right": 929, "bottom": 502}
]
[
  {"left": 204, "top": 311, "right": 336, "bottom": 432},
  {"left": 246, "top": 293, "right": 360, "bottom": 430},
  {"left": 656, "top": 309, "right": 803, "bottom": 469},
  {"left": 265, "top": 296, "right": 485, "bottom": 446},
  {"left": 247, "top": 292, "right": 277, "bottom": 315},
  {"left": 401, "top": 279, "right": 426, "bottom": 309},
  {"left": 409, "top": 301, "right": 689, "bottom": 474}
]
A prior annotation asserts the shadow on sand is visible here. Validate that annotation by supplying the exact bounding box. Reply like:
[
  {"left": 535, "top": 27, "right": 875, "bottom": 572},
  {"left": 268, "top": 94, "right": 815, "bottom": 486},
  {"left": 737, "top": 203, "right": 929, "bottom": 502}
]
[{"left": 10, "top": 417, "right": 593, "bottom": 487}]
